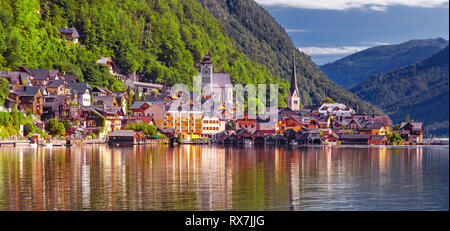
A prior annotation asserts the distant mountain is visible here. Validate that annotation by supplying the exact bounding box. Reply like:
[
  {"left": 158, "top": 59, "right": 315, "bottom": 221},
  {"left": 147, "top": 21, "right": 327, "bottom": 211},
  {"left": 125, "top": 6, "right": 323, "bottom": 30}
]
[
  {"left": 320, "top": 38, "right": 449, "bottom": 88},
  {"left": 350, "top": 46, "right": 449, "bottom": 136},
  {"left": 197, "top": 0, "right": 382, "bottom": 115}
]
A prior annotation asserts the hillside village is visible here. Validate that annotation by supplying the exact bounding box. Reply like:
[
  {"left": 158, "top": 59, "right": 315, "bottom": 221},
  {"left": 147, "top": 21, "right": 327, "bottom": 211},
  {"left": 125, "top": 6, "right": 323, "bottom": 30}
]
[{"left": 0, "top": 28, "right": 425, "bottom": 146}]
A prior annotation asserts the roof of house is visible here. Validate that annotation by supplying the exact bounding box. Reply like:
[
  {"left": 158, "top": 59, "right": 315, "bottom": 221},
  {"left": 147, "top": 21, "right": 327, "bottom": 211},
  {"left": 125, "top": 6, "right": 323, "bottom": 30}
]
[
  {"left": 93, "top": 96, "right": 117, "bottom": 106},
  {"left": 92, "top": 86, "right": 112, "bottom": 95},
  {"left": 46, "top": 80, "right": 65, "bottom": 88},
  {"left": 130, "top": 101, "right": 151, "bottom": 110},
  {"left": 58, "top": 27, "right": 79, "bottom": 38},
  {"left": 400, "top": 122, "right": 424, "bottom": 131},
  {"left": 97, "top": 57, "right": 112, "bottom": 65},
  {"left": 372, "top": 135, "right": 387, "bottom": 141},
  {"left": 14, "top": 86, "right": 41, "bottom": 96},
  {"left": 109, "top": 130, "right": 137, "bottom": 137},
  {"left": 363, "top": 122, "right": 383, "bottom": 129},
  {"left": 67, "top": 82, "right": 90, "bottom": 94},
  {"left": 62, "top": 74, "right": 78, "bottom": 83},
  {"left": 0, "top": 71, "right": 22, "bottom": 83}
]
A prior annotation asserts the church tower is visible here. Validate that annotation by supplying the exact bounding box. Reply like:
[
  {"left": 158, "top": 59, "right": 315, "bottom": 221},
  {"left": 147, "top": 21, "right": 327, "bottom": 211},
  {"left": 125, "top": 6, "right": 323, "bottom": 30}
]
[
  {"left": 288, "top": 52, "right": 301, "bottom": 110},
  {"left": 201, "top": 52, "right": 213, "bottom": 93}
]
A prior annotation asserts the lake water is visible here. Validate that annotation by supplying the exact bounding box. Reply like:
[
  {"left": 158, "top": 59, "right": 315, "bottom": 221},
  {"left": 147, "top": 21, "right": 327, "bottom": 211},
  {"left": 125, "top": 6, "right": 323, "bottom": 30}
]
[{"left": 0, "top": 145, "right": 448, "bottom": 211}]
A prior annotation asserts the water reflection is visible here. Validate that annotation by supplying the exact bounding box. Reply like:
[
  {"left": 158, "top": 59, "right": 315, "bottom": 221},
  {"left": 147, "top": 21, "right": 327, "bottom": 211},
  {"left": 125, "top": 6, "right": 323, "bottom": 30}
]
[{"left": 0, "top": 145, "right": 447, "bottom": 211}]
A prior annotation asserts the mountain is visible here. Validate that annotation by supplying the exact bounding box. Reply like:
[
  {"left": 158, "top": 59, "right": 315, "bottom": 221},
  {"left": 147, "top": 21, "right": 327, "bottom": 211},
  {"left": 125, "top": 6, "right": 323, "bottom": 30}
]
[
  {"left": 350, "top": 46, "right": 449, "bottom": 136},
  {"left": 320, "top": 38, "right": 449, "bottom": 88},
  {"left": 197, "top": 0, "right": 382, "bottom": 115}
]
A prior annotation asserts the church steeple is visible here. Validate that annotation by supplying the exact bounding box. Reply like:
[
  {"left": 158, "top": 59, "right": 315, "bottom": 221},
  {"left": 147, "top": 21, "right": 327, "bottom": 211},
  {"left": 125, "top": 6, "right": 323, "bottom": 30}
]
[
  {"left": 290, "top": 51, "right": 298, "bottom": 94},
  {"left": 288, "top": 51, "right": 300, "bottom": 110}
]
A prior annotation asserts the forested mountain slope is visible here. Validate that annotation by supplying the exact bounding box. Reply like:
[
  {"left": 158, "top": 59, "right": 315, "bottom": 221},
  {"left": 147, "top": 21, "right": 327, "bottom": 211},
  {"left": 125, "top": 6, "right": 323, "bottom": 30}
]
[
  {"left": 351, "top": 46, "right": 449, "bottom": 136},
  {"left": 320, "top": 38, "right": 449, "bottom": 88}
]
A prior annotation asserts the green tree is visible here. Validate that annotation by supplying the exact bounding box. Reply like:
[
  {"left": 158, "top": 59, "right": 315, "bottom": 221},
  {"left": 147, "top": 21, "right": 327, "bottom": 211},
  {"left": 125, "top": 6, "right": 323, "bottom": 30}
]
[
  {"left": 322, "top": 97, "right": 335, "bottom": 104},
  {"left": 45, "top": 118, "right": 66, "bottom": 137}
]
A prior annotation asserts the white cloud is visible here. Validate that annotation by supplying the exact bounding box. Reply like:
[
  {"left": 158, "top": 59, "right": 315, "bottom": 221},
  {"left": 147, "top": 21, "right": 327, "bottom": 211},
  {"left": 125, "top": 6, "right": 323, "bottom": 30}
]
[
  {"left": 286, "top": 29, "right": 309, "bottom": 32},
  {"left": 298, "top": 46, "right": 370, "bottom": 55},
  {"left": 255, "top": 0, "right": 449, "bottom": 11}
]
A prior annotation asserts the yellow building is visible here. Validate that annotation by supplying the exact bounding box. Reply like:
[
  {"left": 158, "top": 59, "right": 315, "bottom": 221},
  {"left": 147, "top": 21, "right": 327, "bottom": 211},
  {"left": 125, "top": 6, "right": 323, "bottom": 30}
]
[{"left": 164, "top": 108, "right": 203, "bottom": 140}]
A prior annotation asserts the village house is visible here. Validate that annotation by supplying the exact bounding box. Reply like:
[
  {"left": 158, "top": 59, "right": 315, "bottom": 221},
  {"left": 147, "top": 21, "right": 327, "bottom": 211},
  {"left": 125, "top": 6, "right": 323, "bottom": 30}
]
[
  {"left": 201, "top": 115, "right": 225, "bottom": 137},
  {"left": 0, "top": 71, "right": 28, "bottom": 92},
  {"left": 20, "top": 67, "right": 62, "bottom": 86},
  {"left": 58, "top": 27, "right": 80, "bottom": 44},
  {"left": 235, "top": 114, "right": 258, "bottom": 133},
  {"left": 280, "top": 116, "right": 304, "bottom": 132},
  {"left": 91, "top": 86, "right": 113, "bottom": 97},
  {"left": 10, "top": 86, "right": 43, "bottom": 115},
  {"left": 67, "top": 82, "right": 91, "bottom": 106},
  {"left": 46, "top": 80, "right": 66, "bottom": 95},
  {"left": 97, "top": 57, "right": 117, "bottom": 75},
  {"left": 399, "top": 121, "right": 424, "bottom": 143},
  {"left": 318, "top": 103, "right": 355, "bottom": 117},
  {"left": 93, "top": 95, "right": 120, "bottom": 107}
]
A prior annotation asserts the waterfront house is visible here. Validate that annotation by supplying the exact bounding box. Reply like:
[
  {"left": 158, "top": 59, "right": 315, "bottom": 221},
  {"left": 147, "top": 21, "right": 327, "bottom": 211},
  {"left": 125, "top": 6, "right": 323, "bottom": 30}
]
[
  {"left": 235, "top": 114, "right": 257, "bottom": 133},
  {"left": 400, "top": 121, "right": 424, "bottom": 143},
  {"left": 236, "top": 129, "right": 254, "bottom": 144},
  {"left": 253, "top": 130, "right": 266, "bottom": 144},
  {"left": 108, "top": 130, "right": 142, "bottom": 146},
  {"left": 201, "top": 115, "right": 225, "bottom": 137},
  {"left": 280, "top": 116, "right": 304, "bottom": 132},
  {"left": 371, "top": 135, "right": 388, "bottom": 145},
  {"left": 339, "top": 134, "right": 371, "bottom": 145},
  {"left": 360, "top": 122, "right": 389, "bottom": 136}
]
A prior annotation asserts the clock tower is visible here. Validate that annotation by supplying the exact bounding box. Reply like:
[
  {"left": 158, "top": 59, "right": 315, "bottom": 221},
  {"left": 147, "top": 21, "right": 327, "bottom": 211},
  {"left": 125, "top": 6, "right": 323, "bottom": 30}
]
[{"left": 201, "top": 52, "right": 213, "bottom": 93}]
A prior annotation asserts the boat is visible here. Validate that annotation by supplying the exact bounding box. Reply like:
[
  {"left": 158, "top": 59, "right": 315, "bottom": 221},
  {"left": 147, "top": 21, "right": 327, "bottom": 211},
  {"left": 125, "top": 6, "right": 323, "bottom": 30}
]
[
  {"left": 45, "top": 143, "right": 53, "bottom": 148},
  {"left": 29, "top": 142, "right": 37, "bottom": 148}
]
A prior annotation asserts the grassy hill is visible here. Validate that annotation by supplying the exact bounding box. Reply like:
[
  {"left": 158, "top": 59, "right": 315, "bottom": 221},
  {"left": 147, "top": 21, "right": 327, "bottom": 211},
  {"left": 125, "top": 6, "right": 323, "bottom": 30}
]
[{"left": 320, "top": 38, "right": 449, "bottom": 88}]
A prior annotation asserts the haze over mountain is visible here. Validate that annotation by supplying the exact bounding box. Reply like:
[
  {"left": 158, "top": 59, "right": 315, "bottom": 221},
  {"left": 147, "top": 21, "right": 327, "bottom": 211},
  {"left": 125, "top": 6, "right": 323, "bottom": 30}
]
[
  {"left": 350, "top": 46, "right": 449, "bottom": 136},
  {"left": 197, "top": 0, "right": 381, "bottom": 115},
  {"left": 320, "top": 38, "right": 449, "bottom": 88}
]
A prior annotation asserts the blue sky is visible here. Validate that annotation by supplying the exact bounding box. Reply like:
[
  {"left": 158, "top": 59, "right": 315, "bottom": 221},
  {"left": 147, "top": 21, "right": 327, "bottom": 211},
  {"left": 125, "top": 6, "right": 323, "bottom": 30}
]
[{"left": 257, "top": 0, "right": 449, "bottom": 65}]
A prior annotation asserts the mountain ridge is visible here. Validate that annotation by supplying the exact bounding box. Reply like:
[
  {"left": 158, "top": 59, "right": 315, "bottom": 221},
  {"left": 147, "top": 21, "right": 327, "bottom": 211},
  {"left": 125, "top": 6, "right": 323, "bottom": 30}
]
[{"left": 320, "top": 38, "right": 449, "bottom": 88}]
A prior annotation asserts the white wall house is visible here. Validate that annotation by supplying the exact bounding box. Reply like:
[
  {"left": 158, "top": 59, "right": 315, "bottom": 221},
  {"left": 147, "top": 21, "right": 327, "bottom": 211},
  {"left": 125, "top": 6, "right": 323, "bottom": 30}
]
[{"left": 318, "top": 103, "right": 355, "bottom": 117}]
